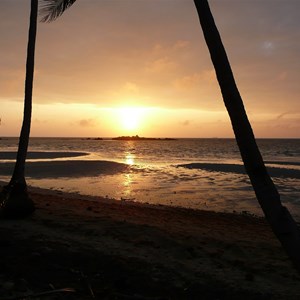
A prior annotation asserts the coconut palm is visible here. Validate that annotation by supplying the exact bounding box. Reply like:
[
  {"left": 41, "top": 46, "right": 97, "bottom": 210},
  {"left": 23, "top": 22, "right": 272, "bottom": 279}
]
[
  {"left": 39, "top": 0, "right": 77, "bottom": 22},
  {"left": 193, "top": 0, "right": 300, "bottom": 271},
  {"left": 0, "top": 0, "right": 76, "bottom": 219},
  {"left": 38, "top": 0, "right": 300, "bottom": 271},
  {"left": 0, "top": 0, "right": 38, "bottom": 218}
]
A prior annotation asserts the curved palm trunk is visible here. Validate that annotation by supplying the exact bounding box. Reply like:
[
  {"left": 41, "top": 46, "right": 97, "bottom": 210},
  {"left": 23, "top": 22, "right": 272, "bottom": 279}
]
[
  {"left": 193, "top": 0, "right": 300, "bottom": 271},
  {"left": 0, "top": 0, "right": 38, "bottom": 218},
  {"left": 12, "top": 0, "right": 38, "bottom": 186}
]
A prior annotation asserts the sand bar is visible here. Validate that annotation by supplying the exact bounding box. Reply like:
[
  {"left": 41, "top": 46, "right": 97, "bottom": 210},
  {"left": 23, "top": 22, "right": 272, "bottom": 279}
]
[
  {"left": 0, "top": 151, "right": 88, "bottom": 160},
  {"left": 1, "top": 159, "right": 299, "bottom": 180},
  {"left": 0, "top": 160, "right": 129, "bottom": 178},
  {"left": 0, "top": 183, "right": 300, "bottom": 299},
  {"left": 179, "top": 162, "right": 300, "bottom": 179}
]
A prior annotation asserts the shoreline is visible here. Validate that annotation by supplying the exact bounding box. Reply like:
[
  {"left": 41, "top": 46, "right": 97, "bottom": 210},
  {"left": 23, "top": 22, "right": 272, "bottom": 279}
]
[
  {"left": 1, "top": 152, "right": 300, "bottom": 221},
  {"left": 1, "top": 183, "right": 300, "bottom": 299},
  {"left": 0, "top": 151, "right": 299, "bottom": 179}
]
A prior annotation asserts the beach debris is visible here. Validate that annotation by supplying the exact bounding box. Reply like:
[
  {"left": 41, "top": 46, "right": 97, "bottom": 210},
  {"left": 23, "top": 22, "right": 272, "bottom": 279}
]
[
  {"left": 79, "top": 271, "right": 95, "bottom": 298},
  {"left": 0, "top": 287, "right": 76, "bottom": 300},
  {"left": 69, "top": 269, "right": 95, "bottom": 298},
  {"left": 113, "top": 292, "right": 167, "bottom": 300},
  {"left": 121, "top": 197, "right": 135, "bottom": 202}
]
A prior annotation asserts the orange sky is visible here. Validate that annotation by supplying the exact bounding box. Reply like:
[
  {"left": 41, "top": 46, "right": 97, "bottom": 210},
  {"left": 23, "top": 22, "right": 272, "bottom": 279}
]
[{"left": 0, "top": 0, "right": 299, "bottom": 138}]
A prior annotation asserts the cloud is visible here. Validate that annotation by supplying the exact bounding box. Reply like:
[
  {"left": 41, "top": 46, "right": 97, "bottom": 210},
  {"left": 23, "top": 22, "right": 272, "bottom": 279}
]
[
  {"left": 145, "top": 57, "right": 177, "bottom": 73},
  {"left": 245, "top": 110, "right": 300, "bottom": 137},
  {"left": 152, "top": 43, "right": 163, "bottom": 54},
  {"left": 261, "top": 40, "right": 276, "bottom": 55},
  {"left": 173, "top": 70, "right": 216, "bottom": 91},
  {"left": 276, "top": 112, "right": 289, "bottom": 120},
  {"left": 276, "top": 71, "right": 288, "bottom": 81},
  {"left": 33, "top": 118, "right": 49, "bottom": 124},
  {"left": 123, "top": 82, "right": 139, "bottom": 93},
  {"left": 173, "top": 73, "right": 201, "bottom": 90},
  {"left": 78, "top": 118, "right": 98, "bottom": 127},
  {"left": 180, "top": 120, "right": 190, "bottom": 126},
  {"left": 151, "top": 40, "right": 190, "bottom": 56},
  {"left": 275, "top": 112, "right": 300, "bottom": 121},
  {"left": 173, "top": 40, "right": 190, "bottom": 50},
  {"left": 0, "top": 70, "right": 24, "bottom": 99}
]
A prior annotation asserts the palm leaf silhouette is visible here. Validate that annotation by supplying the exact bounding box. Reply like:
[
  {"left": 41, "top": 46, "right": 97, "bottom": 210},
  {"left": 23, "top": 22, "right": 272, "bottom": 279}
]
[{"left": 40, "top": 0, "right": 77, "bottom": 22}]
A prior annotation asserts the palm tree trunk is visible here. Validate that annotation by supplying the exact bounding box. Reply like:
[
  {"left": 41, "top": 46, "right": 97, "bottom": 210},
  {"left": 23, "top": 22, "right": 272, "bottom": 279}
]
[
  {"left": 10, "top": 0, "right": 38, "bottom": 188},
  {"left": 193, "top": 0, "right": 300, "bottom": 271},
  {"left": 0, "top": 0, "right": 37, "bottom": 218}
]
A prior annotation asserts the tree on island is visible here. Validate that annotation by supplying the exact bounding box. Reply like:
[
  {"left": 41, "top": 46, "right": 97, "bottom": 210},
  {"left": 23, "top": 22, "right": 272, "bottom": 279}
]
[
  {"left": 38, "top": 0, "right": 300, "bottom": 272},
  {"left": 193, "top": 0, "right": 300, "bottom": 271},
  {"left": 0, "top": 0, "right": 71, "bottom": 219}
]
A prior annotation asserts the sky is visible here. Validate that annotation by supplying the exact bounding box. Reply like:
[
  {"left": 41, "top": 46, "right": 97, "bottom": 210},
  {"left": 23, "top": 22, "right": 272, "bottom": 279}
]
[{"left": 0, "top": 0, "right": 299, "bottom": 138}]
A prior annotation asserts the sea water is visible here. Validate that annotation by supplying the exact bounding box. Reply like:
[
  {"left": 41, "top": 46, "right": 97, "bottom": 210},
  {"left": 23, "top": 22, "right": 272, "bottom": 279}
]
[{"left": 0, "top": 137, "right": 299, "bottom": 219}]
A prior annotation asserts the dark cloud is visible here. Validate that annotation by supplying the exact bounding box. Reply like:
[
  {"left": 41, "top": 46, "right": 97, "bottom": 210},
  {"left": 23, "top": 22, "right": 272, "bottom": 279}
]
[
  {"left": 180, "top": 120, "right": 190, "bottom": 126},
  {"left": 78, "top": 118, "right": 97, "bottom": 127}
]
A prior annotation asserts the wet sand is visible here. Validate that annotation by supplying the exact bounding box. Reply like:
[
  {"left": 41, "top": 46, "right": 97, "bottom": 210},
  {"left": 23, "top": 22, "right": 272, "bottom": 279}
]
[
  {"left": 1, "top": 152, "right": 299, "bottom": 180},
  {"left": 1, "top": 152, "right": 300, "bottom": 221},
  {"left": 0, "top": 183, "right": 300, "bottom": 299}
]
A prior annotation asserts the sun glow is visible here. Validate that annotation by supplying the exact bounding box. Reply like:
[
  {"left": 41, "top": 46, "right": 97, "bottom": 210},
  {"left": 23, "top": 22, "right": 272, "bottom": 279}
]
[{"left": 117, "top": 107, "right": 146, "bottom": 131}]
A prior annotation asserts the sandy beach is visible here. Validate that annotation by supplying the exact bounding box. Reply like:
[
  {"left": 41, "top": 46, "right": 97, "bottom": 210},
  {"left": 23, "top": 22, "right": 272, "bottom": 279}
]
[{"left": 1, "top": 182, "right": 300, "bottom": 299}]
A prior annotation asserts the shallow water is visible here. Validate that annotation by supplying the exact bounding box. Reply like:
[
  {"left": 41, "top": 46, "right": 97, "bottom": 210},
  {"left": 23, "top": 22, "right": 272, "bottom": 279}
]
[{"left": 1, "top": 137, "right": 299, "bottom": 219}]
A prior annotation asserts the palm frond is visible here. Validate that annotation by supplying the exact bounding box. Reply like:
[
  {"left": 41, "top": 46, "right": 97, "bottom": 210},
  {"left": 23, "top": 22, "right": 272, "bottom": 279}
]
[{"left": 39, "top": 0, "right": 77, "bottom": 23}]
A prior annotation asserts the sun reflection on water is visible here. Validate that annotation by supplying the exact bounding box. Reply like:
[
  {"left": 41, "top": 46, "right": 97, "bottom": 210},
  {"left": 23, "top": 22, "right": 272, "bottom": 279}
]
[
  {"left": 123, "top": 173, "right": 133, "bottom": 197},
  {"left": 124, "top": 141, "right": 135, "bottom": 165},
  {"left": 125, "top": 154, "right": 135, "bottom": 165}
]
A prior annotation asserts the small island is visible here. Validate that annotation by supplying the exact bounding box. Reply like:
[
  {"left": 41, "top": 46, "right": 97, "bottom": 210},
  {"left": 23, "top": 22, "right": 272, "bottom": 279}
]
[
  {"left": 83, "top": 137, "right": 103, "bottom": 141},
  {"left": 112, "top": 135, "right": 177, "bottom": 141}
]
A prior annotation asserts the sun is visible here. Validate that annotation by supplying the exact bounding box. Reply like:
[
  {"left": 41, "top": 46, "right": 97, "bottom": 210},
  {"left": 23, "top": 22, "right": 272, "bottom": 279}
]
[{"left": 118, "top": 107, "right": 144, "bottom": 131}]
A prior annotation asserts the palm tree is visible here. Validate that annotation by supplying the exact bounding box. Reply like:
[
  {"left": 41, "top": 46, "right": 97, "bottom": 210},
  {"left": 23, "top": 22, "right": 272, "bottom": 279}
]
[
  {"left": 193, "top": 0, "right": 300, "bottom": 271},
  {"left": 0, "top": 0, "right": 76, "bottom": 219},
  {"left": 38, "top": 0, "right": 300, "bottom": 271},
  {"left": 39, "top": 0, "right": 77, "bottom": 22},
  {"left": 0, "top": 0, "right": 38, "bottom": 218}
]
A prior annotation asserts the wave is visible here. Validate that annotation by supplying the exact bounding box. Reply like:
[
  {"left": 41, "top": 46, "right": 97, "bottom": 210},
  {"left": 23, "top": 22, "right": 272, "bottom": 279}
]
[
  {"left": 265, "top": 161, "right": 300, "bottom": 166},
  {"left": 177, "top": 163, "right": 300, "bottom": 179}
]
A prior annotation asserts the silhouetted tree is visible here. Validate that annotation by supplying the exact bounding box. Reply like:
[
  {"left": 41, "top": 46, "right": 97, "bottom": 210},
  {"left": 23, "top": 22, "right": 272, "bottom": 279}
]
[
  {"left": 0, "top": 0, "right": 74, "bottom": 218},
  {"left": 37, "top": 0, "right": 300, "bottom": 272},
  {"left": 193, "top": 0, "right": 300, "bottom": 271},
  {"left": 39, "top": 0, "right": 77, "bottom": 22},
  {"left": 0, "top": 0, "right": 38, "bottom": 218}
]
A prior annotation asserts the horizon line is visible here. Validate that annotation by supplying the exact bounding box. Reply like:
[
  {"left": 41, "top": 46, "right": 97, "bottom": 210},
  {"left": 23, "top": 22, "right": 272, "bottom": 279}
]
[{"left": 1, "top": 136, "right": 300, "bottom": 140}]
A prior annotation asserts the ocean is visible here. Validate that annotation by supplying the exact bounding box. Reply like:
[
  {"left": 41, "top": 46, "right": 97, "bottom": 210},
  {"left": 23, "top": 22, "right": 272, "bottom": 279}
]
[{"left": 1, "top": 137, "right": 300, "bottom": 219}]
